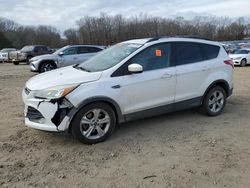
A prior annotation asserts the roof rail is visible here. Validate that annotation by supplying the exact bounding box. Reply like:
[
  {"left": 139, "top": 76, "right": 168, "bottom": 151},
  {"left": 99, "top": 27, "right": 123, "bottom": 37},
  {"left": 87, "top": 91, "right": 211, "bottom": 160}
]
[{"left": 146, "top": 35, "right": 213, "bottom": 43}]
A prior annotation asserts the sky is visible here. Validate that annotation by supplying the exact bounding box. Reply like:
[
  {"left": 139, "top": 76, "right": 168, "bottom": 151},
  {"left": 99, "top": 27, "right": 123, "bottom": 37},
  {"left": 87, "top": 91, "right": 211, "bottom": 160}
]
[{"left": 0, "top": 0, "right": 249, "bottom": 31}]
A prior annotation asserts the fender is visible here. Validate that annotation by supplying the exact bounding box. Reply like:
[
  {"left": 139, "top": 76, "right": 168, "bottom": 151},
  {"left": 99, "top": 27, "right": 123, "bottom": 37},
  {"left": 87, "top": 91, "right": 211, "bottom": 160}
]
[
  {"left": 66, "top": 96, "right": 125, "bottom": 132},
  {"left": 202, "top": 79, "right": 231, "bottom": 101}
]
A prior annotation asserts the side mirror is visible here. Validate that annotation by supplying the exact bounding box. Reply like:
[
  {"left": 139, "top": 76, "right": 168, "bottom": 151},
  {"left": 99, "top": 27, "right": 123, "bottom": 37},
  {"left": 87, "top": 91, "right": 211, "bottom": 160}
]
[
  {"left": 59, "top": 51, "right": 64, "bottom": 56},
  {"left": 128, "top": 64, "right": 143, "bottom": 74}
]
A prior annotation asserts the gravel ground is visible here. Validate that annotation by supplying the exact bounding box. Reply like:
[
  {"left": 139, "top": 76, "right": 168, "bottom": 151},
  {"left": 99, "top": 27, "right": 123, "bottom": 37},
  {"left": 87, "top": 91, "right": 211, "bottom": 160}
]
[{"left": 0, "top": 63, "right": 250, "bottom": 188}]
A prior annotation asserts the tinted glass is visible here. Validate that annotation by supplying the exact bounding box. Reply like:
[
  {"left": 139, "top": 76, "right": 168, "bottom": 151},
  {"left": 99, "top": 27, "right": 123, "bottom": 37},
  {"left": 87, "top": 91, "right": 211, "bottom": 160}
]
[
  {"left": 78, "top": 47, "right": 88, "bottom": 54},
  {"left": 234, "top": 49, "right": 250, "bottom": 54},
  {"left": 77, "top": 47, "right": 102, "bottom": 54},
  {"left": 41, "top": 46, "right": 48, "bottom": 51},
  {"left": 174, "top": 42, "right": 203, "bottom": 65},
  {"left": 87, "top": 47, "right": 102, "bottom": 53},
  {"left": 200, "top": 44, "right": 220, "bottom": 60},
  {"left": 128, "top": 43, "right": 171, "bottom": 71}
]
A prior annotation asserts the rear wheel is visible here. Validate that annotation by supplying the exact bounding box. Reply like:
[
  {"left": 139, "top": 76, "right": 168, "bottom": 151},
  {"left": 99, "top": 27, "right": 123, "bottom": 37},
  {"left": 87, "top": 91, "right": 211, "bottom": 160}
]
[
  {"left": 71, "top": 102, "right": 116, "bottom": 144},
  {"left": 13, "top": 61, "right": 19, "bottom": 65},
  {"left": 39, "top": 62, "right": 56, "bottom": 73},
  {"left": 240, "top": 59, "right": 247, "bottom": 67},
  {"left": 201, "top": 86, "right": 226, "bottom": 116}
]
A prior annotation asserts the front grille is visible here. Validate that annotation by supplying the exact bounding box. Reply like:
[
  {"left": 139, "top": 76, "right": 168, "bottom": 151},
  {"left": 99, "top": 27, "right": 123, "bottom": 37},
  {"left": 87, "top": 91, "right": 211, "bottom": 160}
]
[
  {"left": 26, "top": 106, "right": 44, "bottom": 120},
  {"left": 24, "top": 87, "right": 31, "bottom": 95},
  {"left": 9, "top": 52, "right": 18, "bottom": 60}
]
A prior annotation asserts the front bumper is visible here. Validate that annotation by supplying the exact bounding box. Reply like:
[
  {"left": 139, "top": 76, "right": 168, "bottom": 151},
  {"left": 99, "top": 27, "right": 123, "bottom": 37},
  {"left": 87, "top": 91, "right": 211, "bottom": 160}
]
[
  {"left": 232, "top": 59, "right": 241, "bottom": 65},
  {"left": 30, "top": 62, "right": 39, "bottom": 71},
  {"left": 22, "top": 89, "right": 74, "bottom": 132}
]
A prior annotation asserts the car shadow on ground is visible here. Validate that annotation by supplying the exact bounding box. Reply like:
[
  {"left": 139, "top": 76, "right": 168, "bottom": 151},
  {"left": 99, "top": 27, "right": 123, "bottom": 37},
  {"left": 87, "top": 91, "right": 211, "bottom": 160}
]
[{"left": 42, "top": 108, "right": 216, "bottom": 146}]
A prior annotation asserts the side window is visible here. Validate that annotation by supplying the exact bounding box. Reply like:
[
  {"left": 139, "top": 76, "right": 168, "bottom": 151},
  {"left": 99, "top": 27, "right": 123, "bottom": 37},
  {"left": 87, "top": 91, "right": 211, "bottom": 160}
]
[
  {"left": 78, "top": 47, "right": 102, "bottom": 54},
  {"left": 78, "top": 47, "right": 88, "bottom": 54},
  {"left": 174, "top": 42, "right": 203, "bottom": 66},
  {"left": 63, "top": 47, "right": 78, "bottom": 55},
  {"left": 34, "top": 46, "right": 40, "bottom": 52},
  {"left": 200, "top": 44, "right": 220, "bottom": 60},
  {"left": 42, "top": 46, "right": 48, "bottom": 52},
  {"left": 87, "top": 47, "right": 102, "bottom": 53},
  {"left": 128, "top": 43, "right": 171, "bottom": 71}
]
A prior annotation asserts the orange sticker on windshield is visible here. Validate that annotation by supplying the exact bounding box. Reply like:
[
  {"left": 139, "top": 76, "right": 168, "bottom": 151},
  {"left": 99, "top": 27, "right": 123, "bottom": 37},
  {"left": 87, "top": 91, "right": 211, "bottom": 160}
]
[{"left": 155, "top": 50, "right": 162, "bottom": 57}]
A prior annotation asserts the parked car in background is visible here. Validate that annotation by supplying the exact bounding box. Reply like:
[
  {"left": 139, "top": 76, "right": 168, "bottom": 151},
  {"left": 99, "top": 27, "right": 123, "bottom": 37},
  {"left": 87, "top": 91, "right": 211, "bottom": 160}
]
[
  {"left": 23, "top": 36, "right": 233, "bottom": 144},
  {"left": 0, "top": 48, "right": 16, "bottom": 63},
  {"left": 229, "top": 49, "right": 250, "bottom": 66},
  {"left": 29, "top": 45, "right": 106, "bottom": 73},
  {"left": 9, "top": 45, "right": 52, "bottom": 65}
]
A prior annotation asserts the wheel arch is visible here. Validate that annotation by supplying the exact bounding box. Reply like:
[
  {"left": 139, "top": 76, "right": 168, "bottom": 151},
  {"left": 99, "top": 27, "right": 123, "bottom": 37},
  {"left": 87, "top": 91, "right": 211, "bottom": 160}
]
[
  {"left": 67, "top": 97, "right": 124, "bottom": 133},
  {"left": 202, "top": 80, "right": 231, "bottom": 101},
  {"left": 38, "top": 60, "right": 57, "bottom": 71}
]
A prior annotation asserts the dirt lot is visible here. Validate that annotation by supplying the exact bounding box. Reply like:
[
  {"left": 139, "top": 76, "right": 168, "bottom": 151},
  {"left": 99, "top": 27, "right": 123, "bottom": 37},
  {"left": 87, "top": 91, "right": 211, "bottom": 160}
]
[{"left": 0, "top": 63, "right": 250, "bottom": 188}]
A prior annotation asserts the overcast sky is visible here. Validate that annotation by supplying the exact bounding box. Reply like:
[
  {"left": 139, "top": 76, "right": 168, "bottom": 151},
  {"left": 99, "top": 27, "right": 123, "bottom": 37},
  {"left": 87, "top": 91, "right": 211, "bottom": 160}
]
[{"left": 0, "top": 0, "right": 249, "bottom": 31}]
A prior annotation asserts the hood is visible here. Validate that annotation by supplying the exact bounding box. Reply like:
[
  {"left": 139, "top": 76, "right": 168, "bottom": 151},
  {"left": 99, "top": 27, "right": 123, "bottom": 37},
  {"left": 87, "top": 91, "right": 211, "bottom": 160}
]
[
  {"left": 229, "top": 54, "right": 247, "bottom": 59},
  {"left": 26, "top": 66, "right": 102, "bottom": 90},
  {"left": 31, "top": 54, "right": 57, "bottom": 61}
]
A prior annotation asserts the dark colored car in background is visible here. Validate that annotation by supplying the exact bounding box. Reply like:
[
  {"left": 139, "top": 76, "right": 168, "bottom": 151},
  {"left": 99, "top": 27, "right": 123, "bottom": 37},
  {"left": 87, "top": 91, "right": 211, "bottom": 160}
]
[{"left": 9, "top": 45, "right": 52, "bottom": 65}]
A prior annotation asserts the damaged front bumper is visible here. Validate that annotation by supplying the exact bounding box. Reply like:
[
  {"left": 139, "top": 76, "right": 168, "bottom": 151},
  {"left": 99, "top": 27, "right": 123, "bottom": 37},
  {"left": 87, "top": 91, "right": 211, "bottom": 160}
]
[{"left": 22, "top": 88, "right": 75, "bottom": 132}]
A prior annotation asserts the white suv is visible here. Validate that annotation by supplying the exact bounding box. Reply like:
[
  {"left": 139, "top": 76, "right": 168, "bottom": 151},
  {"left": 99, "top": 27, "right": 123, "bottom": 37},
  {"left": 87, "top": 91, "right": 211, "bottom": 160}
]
[{"left": 22, "top": 37, "right": 234, "bottom": 144}]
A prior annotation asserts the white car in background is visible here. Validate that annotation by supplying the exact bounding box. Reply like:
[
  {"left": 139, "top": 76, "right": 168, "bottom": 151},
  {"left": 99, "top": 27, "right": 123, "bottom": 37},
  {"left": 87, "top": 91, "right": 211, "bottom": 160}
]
[
  {"left": 229, "top": 49, "right": 250, "bottom": 67},
  {"left": 29, "top": 45, "right": 106, "bottom": 73},
  {"left": 0, "top": 48, "right": 16, "bottom": 63}
]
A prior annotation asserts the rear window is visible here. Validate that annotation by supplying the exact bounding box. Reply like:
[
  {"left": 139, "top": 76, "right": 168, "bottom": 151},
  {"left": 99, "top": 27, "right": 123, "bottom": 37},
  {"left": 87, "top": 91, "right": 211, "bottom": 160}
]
[{"left": 200, "top": 44, "right": 220, "bottom": 60}]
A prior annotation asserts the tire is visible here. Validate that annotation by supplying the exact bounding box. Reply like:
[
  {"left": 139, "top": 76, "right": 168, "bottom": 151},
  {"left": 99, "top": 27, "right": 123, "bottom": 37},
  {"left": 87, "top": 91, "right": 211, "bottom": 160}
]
[
  {"left": 201, "top": 86, "right": 226, "bottom": 116},
  {"left": 240, "top": 59, "right": 247, "bottom": 67},
  {"left": 13, "top": 61, "right": 19, "bottom": 65},
  {"left": 26, "top": 56, "right": 32, "bottom": 64},
  {"left": 71, "top": 102, "right": 116, "bottom": 144},
  {"left": 39, "top": 62, "right": 56, "bottom": 73}
]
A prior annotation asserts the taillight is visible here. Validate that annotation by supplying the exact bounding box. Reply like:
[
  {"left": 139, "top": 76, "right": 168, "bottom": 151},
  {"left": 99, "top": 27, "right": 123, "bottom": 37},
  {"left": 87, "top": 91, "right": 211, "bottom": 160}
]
[{"left": 224, "top": 60, "right": 234, "bottom": 69}]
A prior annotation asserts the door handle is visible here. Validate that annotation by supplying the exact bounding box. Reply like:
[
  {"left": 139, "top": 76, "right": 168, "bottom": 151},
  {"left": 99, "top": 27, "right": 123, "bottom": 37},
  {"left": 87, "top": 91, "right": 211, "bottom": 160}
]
[
  {"left": 73, "top": 57, "right": 77, "bottom": 60},
  {"left": 161, "top": 73, "right": 172, "bottom": 79}
]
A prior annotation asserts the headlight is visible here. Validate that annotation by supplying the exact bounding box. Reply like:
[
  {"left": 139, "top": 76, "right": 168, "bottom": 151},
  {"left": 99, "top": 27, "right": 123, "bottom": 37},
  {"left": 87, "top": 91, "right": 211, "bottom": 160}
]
[
  {"left": 34, "top": 84, "right": 78, "bottom": 99},
  {"left": 234, "top": 57, "right": 241, "bottom": 60}
]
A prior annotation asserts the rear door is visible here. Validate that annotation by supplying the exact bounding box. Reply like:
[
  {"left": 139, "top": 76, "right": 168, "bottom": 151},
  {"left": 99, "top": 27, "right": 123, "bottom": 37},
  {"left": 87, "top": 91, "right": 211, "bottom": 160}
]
[
  {"left": 77, "top": 47, "right": 102, "bottom": 64},
  {"left": 173, "top": 42, "right": 207, "bottom": 102}
]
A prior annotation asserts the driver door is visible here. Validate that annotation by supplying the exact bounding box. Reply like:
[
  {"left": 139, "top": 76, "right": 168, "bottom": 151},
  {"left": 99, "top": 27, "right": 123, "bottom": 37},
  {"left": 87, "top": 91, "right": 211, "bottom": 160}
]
[
  {"left": 118, "top": 43, "right": 176, "bottom": 115},
  {"left": 58, "top": 47, "right": 79, "bottom": 67}
]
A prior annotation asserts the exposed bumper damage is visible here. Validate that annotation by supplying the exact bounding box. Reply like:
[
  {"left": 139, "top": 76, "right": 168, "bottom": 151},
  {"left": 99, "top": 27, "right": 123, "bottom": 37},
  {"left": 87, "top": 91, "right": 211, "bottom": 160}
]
[{"left": 23, "top": 89, "right": 75, "bottom": 132}]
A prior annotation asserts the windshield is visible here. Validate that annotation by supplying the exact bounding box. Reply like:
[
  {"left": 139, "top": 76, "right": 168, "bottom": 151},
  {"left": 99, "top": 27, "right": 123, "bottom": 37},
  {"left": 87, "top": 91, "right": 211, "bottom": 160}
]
[
  {"left": 0, "top": 49, "right": 15, "bottom": 53},
  {"left": 234, "top": 49, "right": 250, "bottom": 54},
  {"left": 21, "top": 46, "right": 34, "bottom": 52},
  {"left": 77, "top": 43, "right": 142, "bottom": 72}
]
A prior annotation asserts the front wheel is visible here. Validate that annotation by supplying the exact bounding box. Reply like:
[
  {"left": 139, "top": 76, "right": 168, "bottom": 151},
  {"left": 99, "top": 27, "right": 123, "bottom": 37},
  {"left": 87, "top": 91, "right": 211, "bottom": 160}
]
[
  {"left": 201, "top": 86, "right": 226, "bottom": 116},
  {"left": 71, "top": 102, "right": 116, "bottom": 144},
  {"left": 39, "top": 62, "right": 56, "bottom": 73},
  {"left": 240, "top": 59, "right": 247, "bottom": 67}
]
